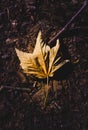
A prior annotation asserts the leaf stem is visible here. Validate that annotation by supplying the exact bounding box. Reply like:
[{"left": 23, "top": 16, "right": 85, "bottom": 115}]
[
  {"left": 43, "top": 76, "right": 49, "bottom": 107},
  {"left": 47, "top": 76, "right": 49, "bottom": 86}
]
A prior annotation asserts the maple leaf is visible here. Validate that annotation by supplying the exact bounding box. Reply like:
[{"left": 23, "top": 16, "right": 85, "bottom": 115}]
[
  {"left": 15, "top": 31, "right": 70, "bottom": 107},
  {"left": 15, "top": 31, "right": 69, "bottom": 79}
]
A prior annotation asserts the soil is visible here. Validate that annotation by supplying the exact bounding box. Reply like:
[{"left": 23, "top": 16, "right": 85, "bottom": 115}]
[{"left": 0, "top": 0, "right": 88, "bottom": 130}]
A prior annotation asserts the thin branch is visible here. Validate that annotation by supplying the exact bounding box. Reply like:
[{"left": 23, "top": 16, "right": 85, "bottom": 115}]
[
  {"left": 0, "top": 85, "right": 31, "bottom": 92},
  {"left": 48, "top": 0, "right": 88, "bottom": 44},
  {"left": 59, "top": 27, "right": 88, "bottom": 38},
  {"left": 0, "top": 85, "right": 41, "bottom": 96}
]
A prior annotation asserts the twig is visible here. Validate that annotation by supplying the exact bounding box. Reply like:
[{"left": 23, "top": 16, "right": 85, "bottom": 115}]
[
  {"left": 0, "top": 85, "right": 31, "bottom": 92},
  {"left": 48, "top": 0, "right": 88, "bottom": 44},
  {"left": 0, "top": 85, "right": 41, "bottom": 96},
  {"left": 59, "top": 27, "right": 88, "bottom": 38}
]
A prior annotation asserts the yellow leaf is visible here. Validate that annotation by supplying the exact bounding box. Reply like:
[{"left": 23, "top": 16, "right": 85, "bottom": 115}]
[{"left": 15, "top": 31, "right": 70, "bottom": 79}]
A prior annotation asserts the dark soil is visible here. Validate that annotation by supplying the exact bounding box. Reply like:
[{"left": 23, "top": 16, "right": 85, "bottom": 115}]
[{"left": 0, "top": 0, "right": 88, "bottom": 130}]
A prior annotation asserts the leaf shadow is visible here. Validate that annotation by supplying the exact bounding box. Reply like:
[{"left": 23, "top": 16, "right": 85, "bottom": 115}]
[
  {"left": 53, "top": 39, "right": 73, "bottom": 80},
  {"left": 53, "top": 62, "right": 73, "bottom": 80}
]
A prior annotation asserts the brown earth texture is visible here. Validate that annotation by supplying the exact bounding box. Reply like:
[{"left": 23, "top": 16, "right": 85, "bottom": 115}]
[{"left": 0, "top": 0, "right": 88, "bottom": 130}]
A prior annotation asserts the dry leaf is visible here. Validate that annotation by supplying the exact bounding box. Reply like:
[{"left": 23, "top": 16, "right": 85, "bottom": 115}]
[{"left": 15, "top": 31, "right": 69, "bottom": 79}]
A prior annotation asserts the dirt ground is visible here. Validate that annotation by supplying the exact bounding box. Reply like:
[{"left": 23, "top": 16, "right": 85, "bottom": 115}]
[{"left": 0, "top": 0, "right": 88, "bottom": 130}]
